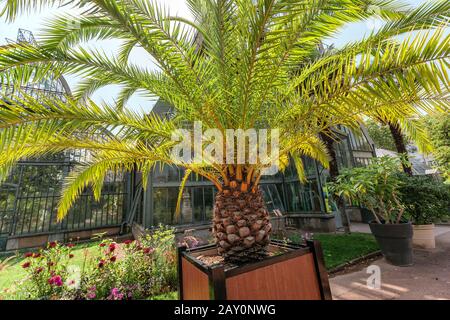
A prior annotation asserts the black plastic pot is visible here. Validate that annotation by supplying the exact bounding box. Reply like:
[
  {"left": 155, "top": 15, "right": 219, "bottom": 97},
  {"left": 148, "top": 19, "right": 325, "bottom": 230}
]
[{"left": 369, "top": 222, "right": 413, "bottom": 266}]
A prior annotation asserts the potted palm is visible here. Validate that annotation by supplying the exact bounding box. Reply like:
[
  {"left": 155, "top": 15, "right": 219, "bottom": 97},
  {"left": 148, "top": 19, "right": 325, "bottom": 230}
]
[
  {"left": 398, "top": 175, "right": 450, "bottom": 249},
  {"left": 328, "top": 157, "right": 413, "bottom": 266},
  {"left": 0, "top": 0, "right": 449, "bottom": 299}
]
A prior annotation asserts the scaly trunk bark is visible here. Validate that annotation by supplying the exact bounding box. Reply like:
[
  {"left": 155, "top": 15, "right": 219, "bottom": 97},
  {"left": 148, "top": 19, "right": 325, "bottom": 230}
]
[
  {"left": 319, "top": 131, "right": 351, "bottom": 234},
  {"left": 213, "top": 186, "right": 271, "bottom": 263},
  {"left": 388, "top": 121, "right": 413, "bottom": 176}
]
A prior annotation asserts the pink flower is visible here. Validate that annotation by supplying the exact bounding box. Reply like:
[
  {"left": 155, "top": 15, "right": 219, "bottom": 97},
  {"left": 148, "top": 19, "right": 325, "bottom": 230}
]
[
  {"left": 48, "top": 275, "right": 63, "bottom": 286},
  {"left": 87, "top": 286, "right": 96, "bottom": 300},
  {"left": 109, "top": 288, "right": 124, "bottom": 300},
  {"left": 54, "top": 277, "right": 63, "bottom": 287},
  {"left": 22, "top": 262, "right": 31, "bottom": 268},
  {"left": 87, "top": 292, "right": 96, "bottom": 299}
]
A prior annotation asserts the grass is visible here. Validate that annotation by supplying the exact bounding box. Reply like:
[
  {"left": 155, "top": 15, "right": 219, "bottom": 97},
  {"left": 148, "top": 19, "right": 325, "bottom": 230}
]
[
  {"left": 312, "top": 232, "right": 379, "bottom": 270},
  {"left": 0, "top": 241, "right": 102, "bottom": 292},
  {"left": 284, "top": 232, "right": 380, "bottom": 270}
]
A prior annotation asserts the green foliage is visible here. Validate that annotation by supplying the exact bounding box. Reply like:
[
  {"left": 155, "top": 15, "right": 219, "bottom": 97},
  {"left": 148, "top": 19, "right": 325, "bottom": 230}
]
[
  {"left": 398, "top": 175, "right": 450, "bottom": 225},
  {"left": 0, "top": 0, "right": 448, "bottom": 220},
  {"left": 327, "top": 156, "right": 406, "bottom": 224},
  {"left": 426, "top": 114, "right": 450, "bottom": 183},
  {"left": 2, "top": 225, "right": 177, "bottom": 300},
  {"left": 365, "top": 119, "right": 397, "bottom": 151}
]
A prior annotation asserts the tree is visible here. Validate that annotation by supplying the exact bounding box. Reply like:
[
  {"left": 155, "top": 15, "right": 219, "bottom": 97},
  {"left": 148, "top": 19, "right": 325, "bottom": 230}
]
[
  {"left": 0, "top": 0, "right": 449, "bottom": 263},
  {"left": 426, "top": 113, "right": 450, "bottom": 183},
  {"left": 365, "top": 114, "right": 436, "bottom": 176},
  {"left": 365, "top": 119, "right": 397, "bottom": 151},
  {"left": 319, "top": 129, "right": 352, "bottom": 233},
  {"left": 364, "top": 97, "right": 438, "bottom": 175}
]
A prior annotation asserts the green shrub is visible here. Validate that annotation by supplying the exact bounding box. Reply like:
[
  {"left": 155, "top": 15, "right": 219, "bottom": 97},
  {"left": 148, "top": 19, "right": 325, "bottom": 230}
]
[
  {"left": 328, "top": 157, "right": 406, "bottom": 224},
  {"left": 398, "top": 175, "right": 450, "bottom": 225}
]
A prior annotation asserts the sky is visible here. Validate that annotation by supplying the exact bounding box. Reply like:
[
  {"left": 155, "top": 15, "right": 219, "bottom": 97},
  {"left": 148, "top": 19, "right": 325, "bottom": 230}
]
[{"left": 0, "top": 0, "right": 430, "bottom": 113}]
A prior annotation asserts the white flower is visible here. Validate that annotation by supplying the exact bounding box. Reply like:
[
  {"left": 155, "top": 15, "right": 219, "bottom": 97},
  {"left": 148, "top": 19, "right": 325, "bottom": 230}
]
[{"left": 65, "top": 265, "right": 81, "bottom": 290}]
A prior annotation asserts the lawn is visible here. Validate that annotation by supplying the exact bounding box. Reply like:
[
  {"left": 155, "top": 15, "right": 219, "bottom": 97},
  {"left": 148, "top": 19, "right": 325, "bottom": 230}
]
[
  {"left": 315, "top": 233, "right": 380, "bottom": 270},
  {"left": 284, "top": 232, "right": 380, "bottom": 270},
  {"left": 0, "top": 241, "right": 102, "bottom": 292}
]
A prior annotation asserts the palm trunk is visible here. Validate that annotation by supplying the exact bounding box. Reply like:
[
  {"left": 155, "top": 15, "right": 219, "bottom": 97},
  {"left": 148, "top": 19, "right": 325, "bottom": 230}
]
[
  {"left": 319, "top": 131, "right": 351, "bottom": 234},
  {"left": 388, "top": 121, "right": 413, "bottom": 176},
  {"left": 213, "top": 186, "right": 271, "bottom": 263}
]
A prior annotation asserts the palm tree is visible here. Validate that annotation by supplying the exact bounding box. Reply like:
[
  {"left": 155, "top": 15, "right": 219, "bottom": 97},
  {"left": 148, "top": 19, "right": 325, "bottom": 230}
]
[
  {"left": 0, "top": 0, "right": 449, "bottom": 263},
  {"left": 364, "top": 83, "right": 439, "bottom": 176}
]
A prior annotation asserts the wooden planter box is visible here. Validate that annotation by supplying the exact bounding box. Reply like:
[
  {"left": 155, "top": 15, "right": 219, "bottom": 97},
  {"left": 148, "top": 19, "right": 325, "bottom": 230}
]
[{"left": 177, "top": 240, "right": 332, "bottom": 300}]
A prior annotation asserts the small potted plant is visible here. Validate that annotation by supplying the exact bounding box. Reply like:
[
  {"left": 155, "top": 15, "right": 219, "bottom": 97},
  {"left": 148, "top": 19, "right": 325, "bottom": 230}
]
[
  {"left": 398, "top": 175, "right": 450, "bottom": 249},
  {"left": 328, "top": 157, "right": 413, "bottom": 266}
]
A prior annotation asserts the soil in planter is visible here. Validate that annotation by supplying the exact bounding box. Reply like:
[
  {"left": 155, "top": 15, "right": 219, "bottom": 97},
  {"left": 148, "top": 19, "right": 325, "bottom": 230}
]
[
  {"left": 197, "top": 254, "right": 225, "bottom": 266},
  {"left": 195, "top": 246, "right": 286, "bottom": 269}
]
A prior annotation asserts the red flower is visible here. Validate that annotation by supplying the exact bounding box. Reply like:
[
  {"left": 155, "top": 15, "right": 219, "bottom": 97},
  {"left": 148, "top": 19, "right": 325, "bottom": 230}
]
[
  {"left": 124, "top": 240, "right": 133, "bottom": 245},
  {"left": 22, "top": 262, "right": 31, "bottom": 268},
  {"left": 143, "top": 247, "right": 154, "bottom": 255},
  {"left": 66, "top": 243, "right": 75, "bottom": 248},
  {"left": 98, "top": 260, "right": 105, "bottom": 268},
  {"left": 48, "top": 241, "right": 57, "bottom": 248},
  {"left": 48, "top": 261, "right": 54, "bottom": 267},
  {"left": 69, "top": 254, "right": 74, "bottom": 259},
  {"left": 110, "top": 256, "right": 117, "bottom": 262},
  {"left": 24, "top": 252, "right": 33, "bottom": 258},
  {"left": 99, "top": 243, "right": 106, "bottom": 247},
  {"left": 36, "top": 267, "right": 44, "bottom": 274},
  {"left": 109, "top": 243, "right": 116, "bottom": 252},
  {"left": 33, "top": 253, "right": 41, "bottom": 258}
]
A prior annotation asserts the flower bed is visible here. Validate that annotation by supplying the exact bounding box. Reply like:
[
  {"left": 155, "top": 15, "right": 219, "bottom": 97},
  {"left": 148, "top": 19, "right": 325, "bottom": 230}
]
[{"left": 1, "top": 226, "right": 177, "bottom": 300}]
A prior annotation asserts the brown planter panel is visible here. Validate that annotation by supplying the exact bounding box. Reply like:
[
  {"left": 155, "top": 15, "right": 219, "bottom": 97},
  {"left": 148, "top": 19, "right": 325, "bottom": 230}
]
[
  {"left": 181, "top": 257, "right": 210, "bottom": 300},
  {"left": 226, "top": 253, "right": 321, "bottom": 300},
  {"left": 178, "top": 241, "right": 332, "bottom": 300}
]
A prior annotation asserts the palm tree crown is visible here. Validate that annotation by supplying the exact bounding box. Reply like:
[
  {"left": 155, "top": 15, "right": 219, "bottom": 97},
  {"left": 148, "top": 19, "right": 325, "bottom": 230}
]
[{"left": 0, "top": 0, "right": 448, "bottom": 261}]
